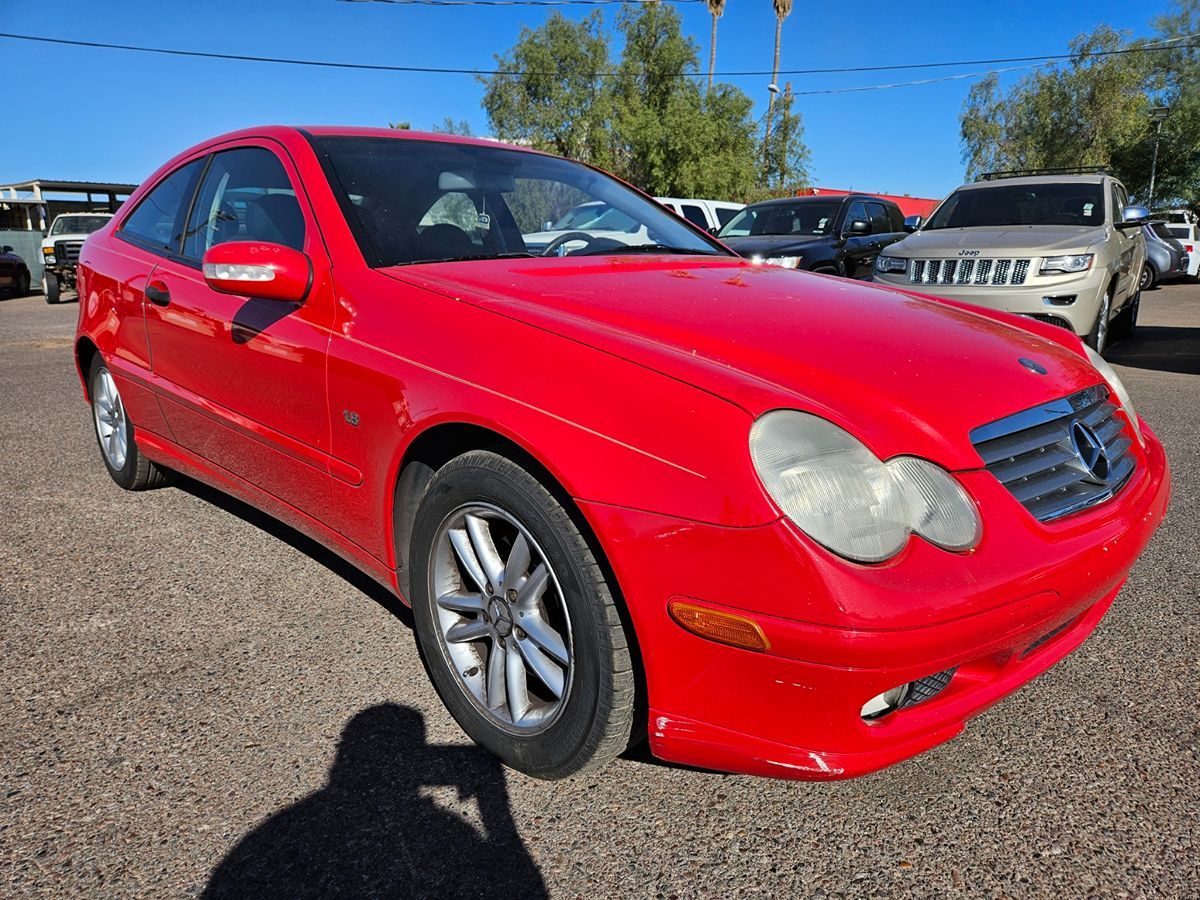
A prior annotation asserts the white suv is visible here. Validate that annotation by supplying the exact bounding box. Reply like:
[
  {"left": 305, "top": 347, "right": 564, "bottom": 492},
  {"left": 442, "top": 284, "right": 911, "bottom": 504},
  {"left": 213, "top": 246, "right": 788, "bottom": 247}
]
[{"left": 872, "top": 171, "right": 1147, "bottom": 353}]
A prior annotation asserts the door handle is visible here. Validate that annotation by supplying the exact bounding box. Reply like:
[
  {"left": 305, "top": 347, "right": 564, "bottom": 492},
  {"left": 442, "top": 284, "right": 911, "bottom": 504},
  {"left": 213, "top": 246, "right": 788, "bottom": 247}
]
[{"left": 146, "top": 282, "right": 170, "bottom": 307}]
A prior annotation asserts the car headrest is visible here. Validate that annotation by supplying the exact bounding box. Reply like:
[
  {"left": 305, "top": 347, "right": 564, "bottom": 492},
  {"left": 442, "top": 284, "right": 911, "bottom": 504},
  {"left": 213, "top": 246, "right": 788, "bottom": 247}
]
[{"left": 246, "top": 194, "right": 305, "bottom": 251}]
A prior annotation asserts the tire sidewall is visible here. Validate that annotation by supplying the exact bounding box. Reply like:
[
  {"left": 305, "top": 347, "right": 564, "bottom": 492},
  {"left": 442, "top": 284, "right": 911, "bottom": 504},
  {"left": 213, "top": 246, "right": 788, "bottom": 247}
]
[
  {"left": 45, "top": 272, "right": 61, "bottom": 304},
  {"left": 410, "top": 456, "right": 605, "bottom": 777}
]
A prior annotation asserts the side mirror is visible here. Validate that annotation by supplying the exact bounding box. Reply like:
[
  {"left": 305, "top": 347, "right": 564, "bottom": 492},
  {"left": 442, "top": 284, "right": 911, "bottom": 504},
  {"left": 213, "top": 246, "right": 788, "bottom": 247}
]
[
  {"left": 1, "top": 245, "right": 13, "bottom": 254},
  {"left": 202, "top": 241, "right": 311, "bottom": 302},
  {"left": 903, "top": 215, "right": 923, "bottom": 232},
  {"left": 1120, "top": 204, "right": 1151, "bottom": 224},
  {"left": 708, "top": 225, "right": 722, "bottom": 236},
  {"left": 845, "top": 219, "right": 871, "bottom": 237},
  {"left": 543, "top": 220, "right": 554, "bottom": 231}
]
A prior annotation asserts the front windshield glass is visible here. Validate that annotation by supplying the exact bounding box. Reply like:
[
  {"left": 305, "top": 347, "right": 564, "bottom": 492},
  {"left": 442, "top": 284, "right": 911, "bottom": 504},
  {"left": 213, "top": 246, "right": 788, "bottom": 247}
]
[
  {"left": 314, "top": 136, "right": 726, "bottom": 265},
  {"left": 50, "top": 215, "right": 110, "bottom": 236},
  {"left": 718, "top": 201, "right": 842, "bottom": 238},
  {"left": 925, "top": 183, "right": 1105, "bottom": 229}
]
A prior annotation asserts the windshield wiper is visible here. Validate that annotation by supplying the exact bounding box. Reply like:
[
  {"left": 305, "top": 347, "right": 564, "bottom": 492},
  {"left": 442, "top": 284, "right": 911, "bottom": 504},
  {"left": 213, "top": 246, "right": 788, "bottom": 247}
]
[{"left": 577, "top": 243, "right": 722, "bottom": 257}]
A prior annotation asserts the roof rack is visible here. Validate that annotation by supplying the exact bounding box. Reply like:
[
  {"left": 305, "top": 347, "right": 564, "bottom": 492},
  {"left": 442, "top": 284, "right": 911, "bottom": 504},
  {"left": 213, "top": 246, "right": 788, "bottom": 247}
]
[{"left": 976, "top": 166, "right": 1111, "bottom": 181}]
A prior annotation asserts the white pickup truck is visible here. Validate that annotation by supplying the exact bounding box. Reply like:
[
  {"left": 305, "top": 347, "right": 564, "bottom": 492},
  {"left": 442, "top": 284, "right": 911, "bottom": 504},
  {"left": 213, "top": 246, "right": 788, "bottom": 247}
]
[{"left": 41, "top": 212, "right": 112, "bottom": 303}]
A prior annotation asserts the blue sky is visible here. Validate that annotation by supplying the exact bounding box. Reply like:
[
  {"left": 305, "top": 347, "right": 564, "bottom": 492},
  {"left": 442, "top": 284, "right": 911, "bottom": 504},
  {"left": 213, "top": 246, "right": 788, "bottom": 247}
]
[{"left": 1, "top": 0, "right": 1169, "bottom": 200}]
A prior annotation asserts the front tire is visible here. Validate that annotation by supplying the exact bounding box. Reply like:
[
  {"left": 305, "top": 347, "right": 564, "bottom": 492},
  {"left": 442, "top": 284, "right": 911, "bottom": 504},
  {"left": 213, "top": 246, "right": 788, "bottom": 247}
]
[
  {"left": 44, "top": 271, "right": 61, "bottom": 304},
  {"left": 409, "top": 450, "right": 635, "bottom": 780},
  {"left": 1138, "top": 263, "right": 1156, "bottom": 293},
  {"left": 88, "top": 356, "right": 174, "bottom": 491},
  {"left": 1086, "top": 283, "right": 1113, "bottom": 353}
]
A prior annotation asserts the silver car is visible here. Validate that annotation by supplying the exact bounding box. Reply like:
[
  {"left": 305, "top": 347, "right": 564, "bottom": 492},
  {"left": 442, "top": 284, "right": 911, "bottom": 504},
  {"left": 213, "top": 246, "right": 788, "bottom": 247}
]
[{"left": 872, "top": 171, "right": 1147, "bottom": 353}]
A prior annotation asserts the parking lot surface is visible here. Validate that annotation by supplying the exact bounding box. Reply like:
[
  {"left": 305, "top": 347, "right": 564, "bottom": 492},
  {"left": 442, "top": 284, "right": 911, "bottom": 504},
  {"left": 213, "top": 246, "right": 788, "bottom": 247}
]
[{"left": 2, "top": 286, "right": 1197, "bottom": 898}]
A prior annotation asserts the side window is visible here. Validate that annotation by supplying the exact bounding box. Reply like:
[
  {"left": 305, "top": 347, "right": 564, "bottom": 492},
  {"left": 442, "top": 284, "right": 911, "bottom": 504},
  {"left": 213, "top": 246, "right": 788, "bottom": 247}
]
[
  {"left": 868, "top": 202, "right": 892, "bottom": 235},
  {"left": 715, "top": 207, "right": 739, "bottom": 227},
  {"left": 887, "top": 205, "right": 906, "bottom": 233},
  {"left": 845, "top": 201, "right": 870, "bottom": 233},
  {"left": 119, "top": 160, "right": 204, "bottom": 253},
  {"left": 680, "top": 204, "right": 708, "bottom": 229},
  {"left": 1110, "top": 183, "right": 1125, "bottom": 224},
  {"left": 182, "top": 147, "right": 305, "bottom": 260}
]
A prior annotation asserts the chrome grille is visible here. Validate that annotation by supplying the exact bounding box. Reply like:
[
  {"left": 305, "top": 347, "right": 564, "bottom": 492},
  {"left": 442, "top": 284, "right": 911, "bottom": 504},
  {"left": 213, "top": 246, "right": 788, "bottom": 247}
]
[
  {"left": 970, "top": 384, "right": 1136, "bottom": 522},
  {"left": 908, "top": 257, "right": 1030, "bottom": 286}
]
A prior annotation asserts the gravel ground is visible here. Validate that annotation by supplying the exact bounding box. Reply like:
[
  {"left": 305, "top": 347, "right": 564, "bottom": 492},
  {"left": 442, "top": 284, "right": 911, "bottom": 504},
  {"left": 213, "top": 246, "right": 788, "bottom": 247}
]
[{"left": 1, "top": 285, "right": 1197, "bottom": 899}]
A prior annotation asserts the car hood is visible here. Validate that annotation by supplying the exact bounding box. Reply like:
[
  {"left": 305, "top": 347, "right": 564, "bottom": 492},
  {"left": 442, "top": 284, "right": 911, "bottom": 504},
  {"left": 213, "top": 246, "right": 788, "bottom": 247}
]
[
  {"left": 385, "top": 255, "right": 1104, "bottom": 469},
  {"left": 890, "top": 225, "right": 1107, "bottom": 256},
  {"left": 721, "top": 234, "right": 826, "bottom": 257},
  {"left": 41, "top": 232, "right": 97, "bottom": 247}
]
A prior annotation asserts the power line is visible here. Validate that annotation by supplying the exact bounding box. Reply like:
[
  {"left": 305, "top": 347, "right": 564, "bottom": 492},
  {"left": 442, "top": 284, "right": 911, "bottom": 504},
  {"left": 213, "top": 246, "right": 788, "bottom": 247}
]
[
  {"left": 0, "top": 31, "right": 1196, "bottom": 81},
  {"left": 340, "top": 0, "right": 701, "bottom": 5}
]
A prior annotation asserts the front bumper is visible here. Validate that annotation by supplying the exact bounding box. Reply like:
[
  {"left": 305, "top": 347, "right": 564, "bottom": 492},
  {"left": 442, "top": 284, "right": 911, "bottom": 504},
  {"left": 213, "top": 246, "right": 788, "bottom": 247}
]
[
  {"left": 582, "top": 423, "right": 1170, "bottom": 780},
  {"left": 873, "top": 265, "right": 1111, "bottom": 336}
]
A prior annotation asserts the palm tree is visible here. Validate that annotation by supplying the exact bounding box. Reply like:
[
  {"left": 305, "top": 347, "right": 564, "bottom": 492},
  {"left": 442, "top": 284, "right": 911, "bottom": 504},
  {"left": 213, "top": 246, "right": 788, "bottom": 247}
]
[
  {"left": 706, "top": 0, "right": 727, "bottom": 93},
  {"left": 767, "top": 0, "right": 793, "bottom": 125}
]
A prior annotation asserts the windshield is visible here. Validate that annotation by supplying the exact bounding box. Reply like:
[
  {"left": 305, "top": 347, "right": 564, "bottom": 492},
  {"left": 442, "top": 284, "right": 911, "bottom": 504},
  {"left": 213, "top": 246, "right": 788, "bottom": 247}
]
[
  {"left": 718, "top": 201, "right": 842, "bottom": 238},
  {"left": 925, "top": 183, "right": 1105, "bottom": 229},
  {"left": 313, "top": 136, "right": 726, "bottom": 266},
  {"left": 50, "top": 215, "right": 110, "bottom": 236}
]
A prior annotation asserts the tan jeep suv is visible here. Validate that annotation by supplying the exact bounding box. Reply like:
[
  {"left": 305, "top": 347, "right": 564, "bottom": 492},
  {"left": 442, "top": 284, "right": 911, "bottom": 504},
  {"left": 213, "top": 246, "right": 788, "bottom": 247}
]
[{"left": 871, "top": 170, "right": 1147, "bottom": 353}]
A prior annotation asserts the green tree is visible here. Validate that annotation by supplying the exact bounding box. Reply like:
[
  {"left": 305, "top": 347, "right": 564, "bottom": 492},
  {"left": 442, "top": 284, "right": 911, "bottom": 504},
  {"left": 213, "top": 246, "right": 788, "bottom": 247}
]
[
  {"left": 758, "top": 82, "right": 810, "bottom": 197},
  {"left": 477, "top": 3, "right": 808, "bottom": 201},
  {"left": 958, "top": 12, "right": 1200, "bottom": 206},
  {"left": 480, "top": 12, "right": 613, "bottom": 164},
  {"left": 432, "top": 117, "right": 474, "bottom": 136},
  {"left": 961, "top": 28, "right": 1152, "bottom": 179}
]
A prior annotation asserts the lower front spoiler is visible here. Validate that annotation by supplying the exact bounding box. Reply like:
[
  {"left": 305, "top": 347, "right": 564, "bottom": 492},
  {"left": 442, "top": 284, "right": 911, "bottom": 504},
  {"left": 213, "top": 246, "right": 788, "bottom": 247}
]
[{"left": 648, "top": 585, "right": 1119, "bottom": 781}]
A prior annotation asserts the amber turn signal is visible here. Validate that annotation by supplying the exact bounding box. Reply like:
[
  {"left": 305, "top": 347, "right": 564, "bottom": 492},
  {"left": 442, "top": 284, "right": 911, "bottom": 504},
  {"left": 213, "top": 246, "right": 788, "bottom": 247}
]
[{"left": 667, "top": 600, "right": 770, "bottom": 652}]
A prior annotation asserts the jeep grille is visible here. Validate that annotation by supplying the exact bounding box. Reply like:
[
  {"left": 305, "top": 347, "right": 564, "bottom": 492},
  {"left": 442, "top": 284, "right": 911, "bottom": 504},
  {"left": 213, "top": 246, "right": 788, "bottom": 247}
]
[{"left": 909, "top": 257, "right": 1032, "bottom": 286}]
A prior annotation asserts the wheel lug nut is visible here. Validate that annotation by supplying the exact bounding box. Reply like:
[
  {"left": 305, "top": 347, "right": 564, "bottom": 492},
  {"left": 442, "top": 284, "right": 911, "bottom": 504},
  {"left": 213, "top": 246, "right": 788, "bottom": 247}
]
[
  {"left": 506, "top": 589, "right": 517, "bottom": 602},
  {"left": 515, "top": 627, "right": 526, "bottom": 640}
]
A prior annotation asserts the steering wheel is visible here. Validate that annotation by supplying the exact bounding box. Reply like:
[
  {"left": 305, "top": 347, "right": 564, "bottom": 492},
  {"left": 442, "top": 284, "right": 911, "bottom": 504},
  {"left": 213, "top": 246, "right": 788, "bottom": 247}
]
[{"left": 540, "top": 231, "right": 600, "bottom": 257}]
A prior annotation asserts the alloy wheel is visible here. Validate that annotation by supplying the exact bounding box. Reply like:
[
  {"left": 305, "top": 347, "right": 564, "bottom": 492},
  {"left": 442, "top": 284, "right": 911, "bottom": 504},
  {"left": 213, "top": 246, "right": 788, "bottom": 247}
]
[
  {"left": 429, "top": 503, "right": 573, "bottom": 734},
  {"left": 92, "top": 368, "right": 128, "bottom": 471}
]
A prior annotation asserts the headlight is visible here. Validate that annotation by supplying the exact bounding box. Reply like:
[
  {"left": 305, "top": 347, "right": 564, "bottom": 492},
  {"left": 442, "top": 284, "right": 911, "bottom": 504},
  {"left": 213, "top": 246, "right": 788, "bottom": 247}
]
[
  {"left": 749, "top": 411, "right": 982, "bottom": 563},
  {"left": 1083, "top": 345, "right": 1143, "bottom": 445},
  {"left": 875, "top": 255, "right": 907, "bottom": 274},
  {"left": 43, "top": 248, "right": 56, "bottom": 264},
  {"left": 764, "top": 256, "right": 802, "bottom": 269},
  {"left": 1040, "top": 254, "right": 1093, "bottom": 275}
]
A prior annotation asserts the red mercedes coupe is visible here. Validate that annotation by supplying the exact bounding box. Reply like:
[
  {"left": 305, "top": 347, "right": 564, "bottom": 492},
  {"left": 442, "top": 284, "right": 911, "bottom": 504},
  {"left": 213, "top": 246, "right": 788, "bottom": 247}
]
[{"left": 74, "top": 127, "right": 1169, "bottom": 780}]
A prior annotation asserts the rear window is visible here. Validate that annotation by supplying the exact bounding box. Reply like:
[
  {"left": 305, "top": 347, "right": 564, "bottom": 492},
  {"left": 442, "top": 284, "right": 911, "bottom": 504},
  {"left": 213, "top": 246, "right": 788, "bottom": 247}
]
[
  {"left": 1151, "top": 223, "right": 1178, "bottom": 241},
  {"left": 1167, "top": 224, "right": 1191, "bottom": 239}
]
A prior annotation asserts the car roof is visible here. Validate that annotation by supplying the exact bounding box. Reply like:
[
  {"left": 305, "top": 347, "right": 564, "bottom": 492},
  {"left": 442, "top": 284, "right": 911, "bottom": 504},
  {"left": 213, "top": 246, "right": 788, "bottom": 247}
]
[
  {"left": 745, "top": 194, "right": 896, "bottom": 209},
  {"left": 958, "top": 174, "right": 1109, "bottom": 190}
]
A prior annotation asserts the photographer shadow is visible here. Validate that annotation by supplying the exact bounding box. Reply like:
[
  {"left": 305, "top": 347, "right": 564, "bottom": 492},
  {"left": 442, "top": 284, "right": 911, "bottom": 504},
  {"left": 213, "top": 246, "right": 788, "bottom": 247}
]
[{"left": 203, "top": 704, "right": 547, "bottom": 899}]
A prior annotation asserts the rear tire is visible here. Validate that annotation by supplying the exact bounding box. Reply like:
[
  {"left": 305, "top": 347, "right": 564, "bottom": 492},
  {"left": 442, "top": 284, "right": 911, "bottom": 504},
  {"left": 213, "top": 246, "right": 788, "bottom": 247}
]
[
  {"left": 44, "top": 272, "right": 61, "bottom": 304},
  {"left": 88, "top": 356, "right": 174, "bottom": 491},
  {"left": 409, "top": 450, "right": 635, "bottom": 780},
  {"left": 1111, "top": 288, "right": 1141, "bottom": 343}
]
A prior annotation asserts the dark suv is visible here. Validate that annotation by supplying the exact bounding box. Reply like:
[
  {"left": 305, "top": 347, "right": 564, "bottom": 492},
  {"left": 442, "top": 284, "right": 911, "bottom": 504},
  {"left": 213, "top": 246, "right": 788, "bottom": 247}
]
[{"left": 716, "top": 194, "right": 907, "bottom": 278}]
